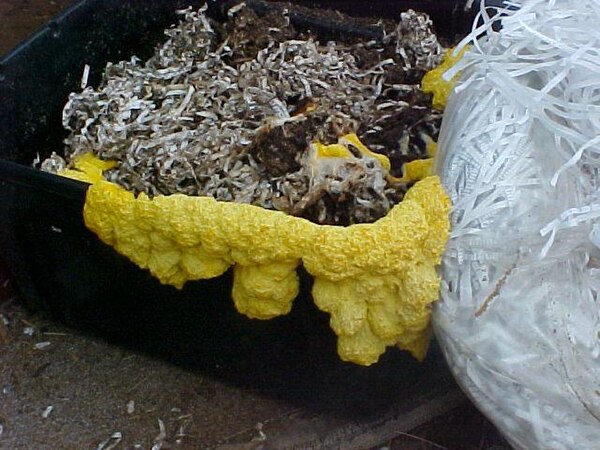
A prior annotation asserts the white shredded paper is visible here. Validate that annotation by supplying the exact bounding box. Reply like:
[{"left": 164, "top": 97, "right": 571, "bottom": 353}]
[
  {"left": 434, "top": 1, "right": 600, "bottom": 449},
  {"left": 80, "top": 64, "right": 90, "bottom": 90},
  {"left": 152, "top": 418, "right": 167, "bottom": 450},
  {"left": 42, "top": 406, "right": 53, "bottom": 419},
  {"left": 47, "top": 4, "right": 445, "bottom": 226},
  {"left": 96, "top": 432, "right": 123, "bottom": 450},
  {"left": 34, "top": 342, "right": 51, "bottom": 350}
]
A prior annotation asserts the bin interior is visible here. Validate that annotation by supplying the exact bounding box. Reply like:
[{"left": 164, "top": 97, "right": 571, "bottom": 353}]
[{"left": 0, "top": 0, "right": 476, "bottom": 417}]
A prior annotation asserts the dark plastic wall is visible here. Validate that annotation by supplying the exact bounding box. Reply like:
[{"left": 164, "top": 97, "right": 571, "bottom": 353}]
[{"left": 0, "top": 1, "right": 475, "bottom": 385}]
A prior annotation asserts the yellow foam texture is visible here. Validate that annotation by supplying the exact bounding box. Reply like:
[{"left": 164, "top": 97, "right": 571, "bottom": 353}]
[
  {"left": 400, "top": 159, "right": 434, "bottom": 184},
  {"left": 60, "top": 154, "right": 450, "bottom": 366},
  {"left": 422, "top": 46, "right": 470, "bottom": 110},
  {"left": 394, "top": 141, "right": 437, "bottom": 184}
]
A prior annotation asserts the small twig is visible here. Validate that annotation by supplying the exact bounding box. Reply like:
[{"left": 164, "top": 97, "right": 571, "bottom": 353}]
[
  {"left": 0, "top": 318, "right": 10, "bottom": 344},
  {"left": 392, "top": 431, "right": 448, "bottom": 450},
  {"left": 33, "top": 362, "right": 52, "bottom": 378},
  {"left": 220, "top": 408, "right": 303, "bottom": 444},
  {"left": 475, "top": 263, "right": 516, "bottom": 318},
  {"left": 127, "top": 376, "right": 148, "bottom": 394}
]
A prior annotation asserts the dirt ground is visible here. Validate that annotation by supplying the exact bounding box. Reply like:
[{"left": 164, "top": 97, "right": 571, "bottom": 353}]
[
  {"left": 0, "top": 1, "right": 512, "bottom": 449},
  {"left": 0, "top": 277, "right": 511, "bottom": 450}
]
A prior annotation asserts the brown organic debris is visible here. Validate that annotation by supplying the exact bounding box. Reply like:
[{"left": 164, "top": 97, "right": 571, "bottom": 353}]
[{"left": 44, "top": 3, "right": 445, "bottom": 225}]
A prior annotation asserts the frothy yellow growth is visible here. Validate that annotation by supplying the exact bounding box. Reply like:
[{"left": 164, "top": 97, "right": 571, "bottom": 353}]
[
  {"left": 400, "top": 159, "right": 434, "bottom": 184},
  {"left": 60, "top": 152, "right": 116, "bottom": 183},
  {"left": 339, "top": 133, "right": 392, "bottom": 172},
  {"left": 422, "top": 46, "right": 469, "bottom": 110},
  {"left": 426, "top": 140, "right": 438, "bottom": 157},
  {"left": 314, "top": 142, "right": 353, "bottom": 159},
  {"left": 61, "top": 154, "right": 450, "bottom": 366}
]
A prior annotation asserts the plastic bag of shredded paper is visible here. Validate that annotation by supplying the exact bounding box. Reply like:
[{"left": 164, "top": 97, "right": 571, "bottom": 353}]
[{"left": 432, "top": 1, "right": 600, "bottom": 449}]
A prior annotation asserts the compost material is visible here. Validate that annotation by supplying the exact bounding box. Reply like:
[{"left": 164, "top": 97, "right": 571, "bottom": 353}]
[{"left": 42, "top": 2, "right": 445, "bottom": 225}]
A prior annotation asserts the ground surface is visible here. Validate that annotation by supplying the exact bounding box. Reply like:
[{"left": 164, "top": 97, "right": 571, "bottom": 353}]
[
  {"left": 1, "top": 1, "right": 511, "bottom": 449},
  {"left": 0, "top": 285, "right": 510, "bottom": 450}
]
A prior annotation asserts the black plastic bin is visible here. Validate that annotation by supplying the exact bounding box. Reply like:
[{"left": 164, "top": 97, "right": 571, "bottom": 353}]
[{"left": 0, "top": 0, "right": 477, "bottom": 409}]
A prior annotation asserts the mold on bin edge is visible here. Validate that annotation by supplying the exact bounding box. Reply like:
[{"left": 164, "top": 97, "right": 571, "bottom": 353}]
[{"left": 0, "top": 0, "right": 476, "bottom": 358}]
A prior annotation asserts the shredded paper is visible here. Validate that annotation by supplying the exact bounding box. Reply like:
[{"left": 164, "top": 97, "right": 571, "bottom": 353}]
[{"left": 434, "top": 1, "right": 600, "bottom": 448}]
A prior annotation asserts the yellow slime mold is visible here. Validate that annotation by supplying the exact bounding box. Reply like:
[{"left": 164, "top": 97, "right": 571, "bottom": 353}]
[
  {"left": 422, "top": 46, "right": 470, "bottom": 110},
  {"left": 60, "top": 145, "right": 450, "bottom": 366}
]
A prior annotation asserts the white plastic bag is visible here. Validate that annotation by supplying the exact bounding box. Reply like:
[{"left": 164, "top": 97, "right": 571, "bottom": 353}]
[{"left": 433, "top": 1, "right": 600, "bottom": 449}]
